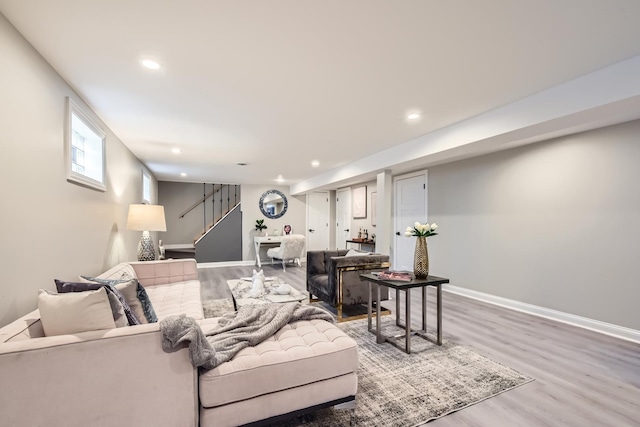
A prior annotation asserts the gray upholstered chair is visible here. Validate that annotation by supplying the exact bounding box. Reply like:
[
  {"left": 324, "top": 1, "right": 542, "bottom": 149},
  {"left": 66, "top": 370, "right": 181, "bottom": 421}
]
[
  {"left": 306, "top": 250, "right": 390, "bottom": 321},
  {"left": 266, "top": 234, "right": 306, "bottom": 271}
]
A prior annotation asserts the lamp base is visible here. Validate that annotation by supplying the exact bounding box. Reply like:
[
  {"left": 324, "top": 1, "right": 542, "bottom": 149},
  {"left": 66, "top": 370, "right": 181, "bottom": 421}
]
[{"left": 137, "top": 231, "right": 156, "bottom": 261}]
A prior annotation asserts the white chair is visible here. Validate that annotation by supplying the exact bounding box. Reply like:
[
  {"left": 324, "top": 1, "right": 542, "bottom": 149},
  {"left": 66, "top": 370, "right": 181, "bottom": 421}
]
[{"left": 266, "top": 235, "right": 305, "bottom": 271}]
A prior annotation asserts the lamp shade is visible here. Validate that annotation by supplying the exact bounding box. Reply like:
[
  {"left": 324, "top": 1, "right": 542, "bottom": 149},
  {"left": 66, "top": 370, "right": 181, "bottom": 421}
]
[{"left": 126, "top": 204, "right": 167, "bottom": 232}]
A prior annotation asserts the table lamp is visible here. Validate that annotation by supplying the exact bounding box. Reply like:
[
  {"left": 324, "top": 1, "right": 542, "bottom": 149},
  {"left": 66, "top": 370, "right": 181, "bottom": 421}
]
[{"left": 127, "top": 204, "right": 167, "bottom": 261}]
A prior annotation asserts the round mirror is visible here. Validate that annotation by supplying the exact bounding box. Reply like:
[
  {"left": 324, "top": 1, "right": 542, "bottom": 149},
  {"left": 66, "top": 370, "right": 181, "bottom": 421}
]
[{"left": 259, "top": 189, "right": 288, "bottom": 219}]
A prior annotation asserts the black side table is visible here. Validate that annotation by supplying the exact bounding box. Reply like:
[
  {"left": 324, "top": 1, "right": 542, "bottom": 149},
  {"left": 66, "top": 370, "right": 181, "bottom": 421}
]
[{"left": 360, "top": 273, "right": 450, "bottom": 354}]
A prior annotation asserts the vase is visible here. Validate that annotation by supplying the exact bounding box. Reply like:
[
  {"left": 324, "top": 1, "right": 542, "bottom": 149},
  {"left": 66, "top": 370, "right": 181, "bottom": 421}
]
[{"left": 413, "top": 236, "right": 429, "bottom": 279}]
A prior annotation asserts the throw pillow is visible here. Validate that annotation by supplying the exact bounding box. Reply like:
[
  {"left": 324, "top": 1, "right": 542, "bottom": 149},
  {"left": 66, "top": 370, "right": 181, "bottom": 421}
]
[
  {"left": 136, "top": 284, "right": 158, "bottom": 323},
  {"left": 52, "top": 280, "right": 128, "bottom": 327},
  {"left": 82, "top": 276, "right": 157, "bottom": 323},
  {"left": 114, "top": 279, "right": 147, "bottom": 325},
  {"left": 93, "top": 264, "right": 136, "bottom": 282},
  {"left": 38, "top": 288, "right": 116, "bottom": 336},
  {"left": 106, "top": 292, "right": 129, "bottom": 327},
  {"left": 55, "top": 279, "right": 141, "bottom": 326},
  {"left": 55, "top": 280, "right": 101, "bottom": 292}
]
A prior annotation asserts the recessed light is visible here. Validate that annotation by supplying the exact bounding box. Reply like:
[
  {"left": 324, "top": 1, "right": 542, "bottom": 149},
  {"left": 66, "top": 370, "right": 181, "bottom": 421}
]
[
  {"left": 140, "top": 59, "right": 161, "bottom": 70},
  {"left": 180, "top": 172, "right": 187, "bottom": 177},
  {"left": 311, "top": 160, "right": 320, "bottom": 167},
  {"left": 172, "top": 148, "right": 181, "bottom": 154},
  {"left": 407, "top": 113, "right": 421, "bottom": 120},
  {"left": 275, "top": 175, "right": 285, "bottom": 183}
]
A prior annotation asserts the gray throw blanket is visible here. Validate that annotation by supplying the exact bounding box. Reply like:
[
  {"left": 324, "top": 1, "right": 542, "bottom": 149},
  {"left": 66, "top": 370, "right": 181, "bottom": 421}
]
[{"left": 160, "top": 302, "right": 334, "bottom": 370}]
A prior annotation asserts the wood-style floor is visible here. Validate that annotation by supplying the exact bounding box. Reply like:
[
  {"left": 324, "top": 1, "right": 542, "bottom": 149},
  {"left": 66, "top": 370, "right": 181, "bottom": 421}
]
[{"left": 198, "top": 263, "right": 640, "bottom": 427}]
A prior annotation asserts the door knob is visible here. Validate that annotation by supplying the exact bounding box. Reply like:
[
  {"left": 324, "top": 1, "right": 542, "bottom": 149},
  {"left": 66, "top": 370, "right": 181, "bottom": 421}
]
[
  {"left": 395, "top": 231, "right": 401, "bottom": 236},
  {"left": 309, "top": 229, "right": 315, "bottom": 233},
  {"left": 344, "top": 229, "right": 349, "bottom": 232}
]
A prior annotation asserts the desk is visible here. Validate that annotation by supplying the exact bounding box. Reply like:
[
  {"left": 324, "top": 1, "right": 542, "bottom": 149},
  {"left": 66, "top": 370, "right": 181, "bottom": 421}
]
[
  {"left": 253, "top": 236, "right": 284, "bottom": 268},
  {"left": 360, "top": 273, "right": 449, "bottom": 354}
]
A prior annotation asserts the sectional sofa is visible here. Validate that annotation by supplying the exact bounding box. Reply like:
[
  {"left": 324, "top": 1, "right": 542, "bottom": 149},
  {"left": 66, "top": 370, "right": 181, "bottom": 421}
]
[{"left": 0, "top": 259, "right": 358, "bottom": 427}]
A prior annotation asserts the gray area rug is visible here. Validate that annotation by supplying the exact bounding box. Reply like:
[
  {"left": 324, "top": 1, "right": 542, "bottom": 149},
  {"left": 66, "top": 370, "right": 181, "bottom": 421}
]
[
  {"left": 270, "top": 317, "right": 534, "bottom": 427},
  {"left": 202, "top": 298, "right": 235, "bottom": 318}
]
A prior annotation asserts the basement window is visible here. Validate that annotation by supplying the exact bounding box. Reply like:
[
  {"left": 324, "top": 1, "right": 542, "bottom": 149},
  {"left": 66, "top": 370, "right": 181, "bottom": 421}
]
[
  {"left": 66, "top": 97, "right": 106, "bottom": 191},
  {"left": 142, "top": 170, "right": 151, "bottom": 203}
]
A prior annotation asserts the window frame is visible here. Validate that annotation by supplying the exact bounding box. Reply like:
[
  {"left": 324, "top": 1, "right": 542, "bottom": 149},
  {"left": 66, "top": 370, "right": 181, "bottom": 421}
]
[{"left": 65, "top": 97, "right": 106, "bottom": 191}]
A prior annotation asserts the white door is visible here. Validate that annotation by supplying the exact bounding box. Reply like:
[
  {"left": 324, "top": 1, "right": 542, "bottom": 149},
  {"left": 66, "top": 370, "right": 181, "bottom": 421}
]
[
  {"left": 336, "top": 188, "right": 351, "bottom": 250},
  {"left": 307, "top": 191, "right": 330, "bottom": 251},
  {"left": 394, "top": 173, "right": 427, "bottom": 271}
]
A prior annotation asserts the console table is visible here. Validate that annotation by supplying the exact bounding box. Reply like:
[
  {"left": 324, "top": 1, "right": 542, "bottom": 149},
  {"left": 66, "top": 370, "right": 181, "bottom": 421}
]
[
  {"left": 346, "top": 239, "right": 375, "bottom": 252},
  {"left": 253, "top": 236, "right": 284, "bottom": 268},
  {"left": 359, "top": 273, "right": 449, "bottom": 354}
]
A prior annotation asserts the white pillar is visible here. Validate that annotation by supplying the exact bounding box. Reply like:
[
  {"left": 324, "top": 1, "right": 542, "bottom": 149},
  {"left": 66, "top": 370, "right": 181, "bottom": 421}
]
[{"left": 375, "top": 170, "right": 393, "bottom": 257}]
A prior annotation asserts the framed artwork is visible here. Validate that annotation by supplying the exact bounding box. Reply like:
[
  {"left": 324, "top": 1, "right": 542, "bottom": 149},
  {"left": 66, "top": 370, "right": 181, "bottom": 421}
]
[
  {"left": 352, "top": 185, "right": 367, "bottom": 219},
  {"left": 371, "top": 192, "right": 377, "bottom": 226},
  {"left": 283, "top": 224, "right": 292, "bottom": 235}
]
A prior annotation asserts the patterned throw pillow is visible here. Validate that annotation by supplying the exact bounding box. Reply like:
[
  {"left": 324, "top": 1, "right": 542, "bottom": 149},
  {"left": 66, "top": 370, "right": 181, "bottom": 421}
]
[
  {"left": 81, "top": 275, "right": 158, "bottom": 323},
  {"left": 55, "top": 279, "right": 140, "bottom": 326},
  {"left": 136, "top": 284, "right": 158, "bottom": 323},
  {"left": 106, "top": 291, "right": 129, "bottom": 327}
]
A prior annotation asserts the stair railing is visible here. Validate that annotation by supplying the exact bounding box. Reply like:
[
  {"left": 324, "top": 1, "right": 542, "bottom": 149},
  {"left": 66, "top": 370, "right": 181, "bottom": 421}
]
[{"left": 178, "top": 183, "right": 241, "bottom": 239}]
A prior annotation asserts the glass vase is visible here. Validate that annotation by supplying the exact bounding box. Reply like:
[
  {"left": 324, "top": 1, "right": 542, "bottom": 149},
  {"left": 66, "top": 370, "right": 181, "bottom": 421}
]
[{"left": 413, "top": 236, "right": 429, "bottom": 279}]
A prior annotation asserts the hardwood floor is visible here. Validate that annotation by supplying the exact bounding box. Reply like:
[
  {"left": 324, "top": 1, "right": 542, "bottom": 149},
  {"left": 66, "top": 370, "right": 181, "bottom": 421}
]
[{"left": 198, "top": 263, "right": 640, "bottom": 427}]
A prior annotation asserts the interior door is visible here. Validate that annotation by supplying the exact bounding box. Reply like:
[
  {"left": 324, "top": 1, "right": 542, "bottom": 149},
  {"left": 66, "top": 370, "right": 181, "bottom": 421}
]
[
  {"left": 394, "top": 173, "right": 427, "bottom": 271},
  {"left": 336, "top": 188, "right": 351, "bottom": 250},
  {"left": 307, "top": 191, "right": 330, "bottom": 251}
]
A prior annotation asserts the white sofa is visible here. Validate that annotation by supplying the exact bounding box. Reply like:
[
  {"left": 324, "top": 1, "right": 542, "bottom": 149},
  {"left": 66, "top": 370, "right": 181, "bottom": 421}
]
[{"left": 0, "top": 259, "right": 358, "bottom": 427}]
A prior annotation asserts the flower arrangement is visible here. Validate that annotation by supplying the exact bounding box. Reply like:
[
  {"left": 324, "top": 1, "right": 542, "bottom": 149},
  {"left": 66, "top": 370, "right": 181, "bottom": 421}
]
[
  {"left": 255, "top": 219, "right": 267, "bottom": 232},
  {"left": 405, "top": 221, "right": 438, "bottom": 237}
]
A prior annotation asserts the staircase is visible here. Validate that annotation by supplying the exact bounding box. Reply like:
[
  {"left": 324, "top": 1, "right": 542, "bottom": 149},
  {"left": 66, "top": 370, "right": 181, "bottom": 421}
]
[{"left": 176, "top": 183, "right": 243, "bottom": 262}]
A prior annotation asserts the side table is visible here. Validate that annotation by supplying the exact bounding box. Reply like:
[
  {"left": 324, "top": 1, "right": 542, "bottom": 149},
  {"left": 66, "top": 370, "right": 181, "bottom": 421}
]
[{"left": 359, "top": 273, "right": 449, "bottom": 354}]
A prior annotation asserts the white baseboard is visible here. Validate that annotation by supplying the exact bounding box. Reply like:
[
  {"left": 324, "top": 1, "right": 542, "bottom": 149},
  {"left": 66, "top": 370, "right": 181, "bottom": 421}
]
[
  {"left": 197, "top": 260, "right": 255, "bottom": 268},
  {"left": 197, "top": 260, "right": 307, "bottom": 269},
  {"left": 444, "top": 284, "right": 640, "bottom": 344}
]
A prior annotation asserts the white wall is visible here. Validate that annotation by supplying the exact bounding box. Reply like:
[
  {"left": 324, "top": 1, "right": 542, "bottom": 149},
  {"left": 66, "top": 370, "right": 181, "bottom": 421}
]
[
  {"left": 0, "top": 15, "right": 154, "bottom": 326},
  {"left": 241, "top": 185, "right": 306, "bottom": 261},
  {"left": 428, "top": 119, "right": 640, "bottom": 330}
]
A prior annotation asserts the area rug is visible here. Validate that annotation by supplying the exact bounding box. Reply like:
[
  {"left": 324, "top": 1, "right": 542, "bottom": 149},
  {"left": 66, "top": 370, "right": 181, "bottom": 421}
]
[
  {"left": 202, "top": 298, "right": 235, "bottom": 318},
  {"left": 270, "top": 317, "right": 533, "bottom": 427}
]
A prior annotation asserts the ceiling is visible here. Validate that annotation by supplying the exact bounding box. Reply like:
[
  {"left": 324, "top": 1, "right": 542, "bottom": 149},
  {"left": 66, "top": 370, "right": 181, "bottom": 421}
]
[{"left": 2, "top": 0, "right": 640, "bottom": 191}]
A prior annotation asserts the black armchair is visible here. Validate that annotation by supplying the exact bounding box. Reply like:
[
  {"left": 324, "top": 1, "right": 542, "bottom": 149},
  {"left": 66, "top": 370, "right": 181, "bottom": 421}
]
[{"left": 307, "top": 250, "right": 390, "bottom": 321}]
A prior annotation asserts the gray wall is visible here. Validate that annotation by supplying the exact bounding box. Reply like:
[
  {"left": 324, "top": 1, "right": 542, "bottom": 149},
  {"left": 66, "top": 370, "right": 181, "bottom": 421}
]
[
  {"left": 0, "top": 15, "right": 154, "bottom": 327},
  {"left": 195, "top": 206, "right": 242, "bottom": 263},
  {"left": 428, "top": 119, "right": 640, "bottom": 330}
]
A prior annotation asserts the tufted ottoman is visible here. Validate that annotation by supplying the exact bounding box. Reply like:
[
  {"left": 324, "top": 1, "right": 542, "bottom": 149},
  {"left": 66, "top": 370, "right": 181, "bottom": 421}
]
[{"left": 198, "top": 318, "right": 358, "bottom": 427}]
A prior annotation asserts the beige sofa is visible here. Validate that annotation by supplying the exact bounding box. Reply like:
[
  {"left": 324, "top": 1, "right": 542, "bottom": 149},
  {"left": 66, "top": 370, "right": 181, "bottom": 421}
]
[{"left": 0, "top": 259, "right": 358, "bottom": 427}]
